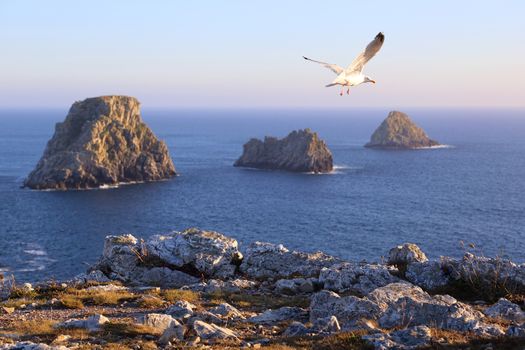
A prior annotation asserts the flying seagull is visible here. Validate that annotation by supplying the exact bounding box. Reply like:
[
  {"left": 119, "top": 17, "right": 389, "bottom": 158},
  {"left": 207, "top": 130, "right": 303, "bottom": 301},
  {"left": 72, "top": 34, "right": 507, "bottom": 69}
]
[{"left": 304, "top": 32, "right": 385, "bottom": 96}]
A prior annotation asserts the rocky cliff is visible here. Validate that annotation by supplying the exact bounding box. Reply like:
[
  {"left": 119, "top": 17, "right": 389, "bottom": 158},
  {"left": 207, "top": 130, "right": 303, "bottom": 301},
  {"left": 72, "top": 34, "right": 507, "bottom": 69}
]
[
  {"left": 234, "top": 129, "right": 333, "bottom": 173},
  {"left": 365, "top": 111, "right": 440, "bottom": 149},
  {"left": 24, "top": 96, "right": 176, "bottom": 190}
]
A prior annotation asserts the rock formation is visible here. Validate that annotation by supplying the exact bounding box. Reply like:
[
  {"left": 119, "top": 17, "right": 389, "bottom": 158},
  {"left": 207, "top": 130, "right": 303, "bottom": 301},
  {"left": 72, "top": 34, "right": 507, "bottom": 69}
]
[
  {"left": 234, "top": 129, "right": 333, "bottom": 173},
  {"left": 24, "top": 96, "right": 176, "bottom": 190},
  {"left": 365, "top": 110, "right": 440, "bottom": 149}
]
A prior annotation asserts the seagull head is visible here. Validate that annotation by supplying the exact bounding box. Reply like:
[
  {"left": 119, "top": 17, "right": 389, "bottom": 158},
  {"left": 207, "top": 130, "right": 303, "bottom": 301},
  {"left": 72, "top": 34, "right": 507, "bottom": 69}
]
[{"left": 364, "top": 76, "right": 376, "bottom": 84}]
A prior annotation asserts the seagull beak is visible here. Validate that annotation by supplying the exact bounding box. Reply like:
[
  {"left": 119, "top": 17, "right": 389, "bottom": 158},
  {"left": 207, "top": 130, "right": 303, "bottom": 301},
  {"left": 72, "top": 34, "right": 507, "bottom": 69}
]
[{"left": 371, "top": 80, "right": 376, "bottom": 84}]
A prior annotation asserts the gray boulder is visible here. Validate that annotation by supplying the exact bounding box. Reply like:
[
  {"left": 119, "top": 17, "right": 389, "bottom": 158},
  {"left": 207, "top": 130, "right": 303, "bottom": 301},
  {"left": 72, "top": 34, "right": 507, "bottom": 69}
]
[
  {"left": 247, "top": 306, "right": 308, "bottom": 324},
  {"left": 234, "top": 128, "right": 333, "bottom": 173},
  {"left": 283, "top": 321, "right": 309, "bottom": 337},
  {"left": 275, "top": 278, "right": 315, "bottom": 295},
  {"left": 186, "top": 278, "right": 257, "bottom": 294},
  {"left": 310, "top": 283, "right": 503, "bottom": 336},
  {"left": 319, "top": 262, "right": 400, "bottom": 295},
  {"left": 141, "top": 313, "right": 179, "bottom": 333},
  {"left": 483, "top": 298, "right": 525, "bottom": 323},
  {"left": 363, "top": 325, "right": 433, "bottom": 350},
  {"left": 94, "top": 228, "right": 242, "bottom": 286},
  {"left": 145, "top": 228, "right": 242, "bottom": 279},
  {"left": 240, "top": 241, "right": 340, "bottom": 280},
  {"left": 405, "top": 260, "right": 450, "bottom": 291},
  {"left": 0, "top": 342, "right": 69, "bottom": 350},
  {"left": 387, "top": 243, "right": 428, "bottom": 266},
  {"left": 166, "top": 300, "right": 196, "bottom": 320},
  {"left": 209, "top": 303, "right": 244, "bottom": 320},
  {"left": 192, "top": 320, "right": 238, "bottom": 341},
  {"left": 312, "top": 315, "right": 341, "bottom": 334},
  {"left": 24, "top": 96, "right": 175, "bottom": 190},
  {"left": 310, "top": 290, "right": 380, "bottom": 330},
  {"left": 56, "top": 314, "right": 109, "bottom": 332}
]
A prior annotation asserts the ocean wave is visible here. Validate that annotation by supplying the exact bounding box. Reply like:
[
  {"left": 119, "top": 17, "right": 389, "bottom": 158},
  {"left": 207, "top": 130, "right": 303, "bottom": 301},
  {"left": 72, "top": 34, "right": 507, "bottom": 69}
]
[
  {"left": 23, "top": 249, "right": 47, "bottom": 256},
  {"left": 415, "top": 144, "right": 455, "bottom": 150}
]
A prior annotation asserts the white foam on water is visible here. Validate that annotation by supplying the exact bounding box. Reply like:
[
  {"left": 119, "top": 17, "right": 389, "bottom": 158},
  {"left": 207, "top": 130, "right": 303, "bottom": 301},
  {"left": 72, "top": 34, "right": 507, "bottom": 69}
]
[
  {"left": 23, "top": 249, "right": 47, "bottom": 256},
  {"left": 415, "top": 144, "right": 455, "bottom": 150}
]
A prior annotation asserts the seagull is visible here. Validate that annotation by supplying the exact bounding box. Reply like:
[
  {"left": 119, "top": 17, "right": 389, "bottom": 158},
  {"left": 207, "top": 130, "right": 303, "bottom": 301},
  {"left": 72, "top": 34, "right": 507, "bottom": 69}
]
[{"left": 304, "top": 32, "right": 385, "bottom": 96}]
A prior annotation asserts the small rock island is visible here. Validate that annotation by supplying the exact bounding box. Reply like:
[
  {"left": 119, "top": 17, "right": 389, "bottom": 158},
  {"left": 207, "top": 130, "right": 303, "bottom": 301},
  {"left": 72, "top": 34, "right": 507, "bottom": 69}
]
[
  {"left": 365, "top": 110, "right": 440, "bottom": 149},
  {"left": 24, "top": 96, "right": 176, "bottom": 190},
  {"left": 234, "top": 129, "right": 333, "bottom": 173}
]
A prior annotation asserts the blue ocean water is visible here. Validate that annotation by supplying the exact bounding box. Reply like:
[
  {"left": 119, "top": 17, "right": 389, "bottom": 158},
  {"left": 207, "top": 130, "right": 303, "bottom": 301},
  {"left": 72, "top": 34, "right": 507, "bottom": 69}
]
[{"left": 0, "top": 108, "right": 524, "bottom": 282}]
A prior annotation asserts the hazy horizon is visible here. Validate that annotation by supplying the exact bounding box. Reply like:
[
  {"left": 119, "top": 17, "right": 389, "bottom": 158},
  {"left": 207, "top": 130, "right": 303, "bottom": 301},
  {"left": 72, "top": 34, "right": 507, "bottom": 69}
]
[{"left": 1, "top": 1, "right": 524, "bottom": 109}]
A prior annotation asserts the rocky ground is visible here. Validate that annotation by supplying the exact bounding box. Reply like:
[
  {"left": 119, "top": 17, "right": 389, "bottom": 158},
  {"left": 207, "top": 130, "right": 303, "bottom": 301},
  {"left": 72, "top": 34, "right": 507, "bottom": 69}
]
[{"left": 1, "top": 229, "right": 524, "bottom": 349}]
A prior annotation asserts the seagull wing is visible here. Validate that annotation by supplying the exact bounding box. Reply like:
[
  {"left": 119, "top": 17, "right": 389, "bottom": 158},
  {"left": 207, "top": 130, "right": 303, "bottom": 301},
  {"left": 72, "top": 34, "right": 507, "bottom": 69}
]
[
  {"left": 346, "top": 32, "right": 385, "bottom": 74},
  {"left": 303, "top": 56, "right": 344, "bottom": 75}
]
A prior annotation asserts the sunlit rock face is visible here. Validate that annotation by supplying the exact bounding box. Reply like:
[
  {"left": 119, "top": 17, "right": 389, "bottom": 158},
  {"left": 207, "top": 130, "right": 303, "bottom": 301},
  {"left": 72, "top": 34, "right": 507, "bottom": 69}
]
[
  {"left": 24, "top": 96, "right": 176, "bottom": 189},
  {"left": 365, "top": 111, "right": 440, "bottom": 149},
  {"left": 234, "top": 128, "right": 333, "bottom": 173}
]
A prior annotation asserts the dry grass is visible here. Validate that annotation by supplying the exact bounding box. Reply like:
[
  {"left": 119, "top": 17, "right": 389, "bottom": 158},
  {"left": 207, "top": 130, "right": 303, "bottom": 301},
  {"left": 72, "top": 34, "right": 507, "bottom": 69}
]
[
  {"left": 55, "top": 289, "right": 135, "bottom": 307},
  {"left": 60, "top": 294, "right": 85, "bottom": 309},
  {"left": 206, "top": 291, "right": 309, "bottom": 311},
  {"left": 102, "top": 322, "right": 162, "bottom": 337},
  {"left": 161, "top": 288, "right": 200, "bottom": 303},
  {"left": 8, "top": 286, "right": 38, "bottom": 299},
  {"left": 7, "top": 319, "right": 57, "bottom": 336},
  {"left": 275, "top": 331, "right": 373, "bottom": 350},
  {"left": 137, "top": 295, "right": 165, "bottom": 309}
]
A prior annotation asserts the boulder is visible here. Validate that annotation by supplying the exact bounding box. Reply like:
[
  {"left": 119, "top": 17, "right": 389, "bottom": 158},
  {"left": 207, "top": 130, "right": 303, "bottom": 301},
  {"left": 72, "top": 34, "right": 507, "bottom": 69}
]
[
  {"left": 483, "top": 298, "right": 525, "bottom": 323},
  {"left": 407, "top": 253, "right": 525, "bottom": 294},
  {"left": 363, "top": 325, "right": 433, "bottom": 350},
  {"left": 310, "top": 283, "right": 503, "bottom": 336},
  {"left": 93, "top": 228, "right": 242, "bottom": 286},
  {"left": 56, "top": 314, "right": 109, "bottom": 332},
  {"left": 387, "top": 243, "right": 428, "bottom": 266},
  {"left": 283, "top": 321, "right": 309, "bottom": 337},
  {"left": 158, "top": 321, "right": 186, "bottom": 345},
  {"left": 0, "top": 342, "right": 69, "bottom": 350},
  {"left": 234, "top": 128, "right": 333, "bottom": 173},
  {"left": 310, "top": 290, "right": 380, "bottom": 330},
  {"left": 209, "top": 303, "right": 244, "bottom": 320},
  {"left": 24, "top": 95, "right": 175, "bottom": 190},
  {"left": 141, "top": 313, "right": 179, "bottom": 333},
  {"left": 275, "top": 278, "right": 316, "bottom": 295},
  {"left": 312, "top": 315, "right": 341, "bottom": 334},
  {"left": 186, "top": 278, "right": 257, "bottom": 294},
  {"left": 240, "top": 241, "right": 340, "bottom": 280},
  {"left": 166, "top": 300, "right": 196, "bottom": 320},
  {"left": 405, "top": 261, "right": 450, "bottom": 291},
  {"left": 365, "top": 111, "right": 440, "bottom": 149},
  {"left": 145, "top": 228, "right": 242, "bottom": 279},
  {"left": 319, "top": 262, "right": 400, "bottom": 295},
  {"left": 192, "top": 320, "right": 238, "bottom": 341},
  {"left": 247, "top": 306, "right": 308, "bottom": 324}
]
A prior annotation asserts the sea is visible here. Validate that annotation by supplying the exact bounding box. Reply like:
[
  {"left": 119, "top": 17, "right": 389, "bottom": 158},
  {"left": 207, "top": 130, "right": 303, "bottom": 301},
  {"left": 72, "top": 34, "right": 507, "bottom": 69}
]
[{"left": 0, "top": 107, "right": 524, "bottom": 282}]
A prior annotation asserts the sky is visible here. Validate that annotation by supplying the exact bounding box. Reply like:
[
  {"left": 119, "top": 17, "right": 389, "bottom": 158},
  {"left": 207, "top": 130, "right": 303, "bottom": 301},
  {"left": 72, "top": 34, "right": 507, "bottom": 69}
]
[{"left": 1, "top": 1, "right": 524, "bottom": 109}]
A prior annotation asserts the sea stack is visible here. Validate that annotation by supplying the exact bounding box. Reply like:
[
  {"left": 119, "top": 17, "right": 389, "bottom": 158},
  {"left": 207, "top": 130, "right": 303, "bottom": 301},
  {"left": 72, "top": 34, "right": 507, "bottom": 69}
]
[
  {"left": 365, "top": 111, "right": 440, "bottom": 149},
  {"left": 234, "top": 129, "right": 333, "bottom": 173},
  {"left": 24, "top": 96, "right": 176, "bottom": 190}
]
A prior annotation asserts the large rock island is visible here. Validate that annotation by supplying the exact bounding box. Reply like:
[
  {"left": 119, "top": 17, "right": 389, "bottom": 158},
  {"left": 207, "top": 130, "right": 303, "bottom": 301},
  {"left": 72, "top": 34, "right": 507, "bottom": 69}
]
[
  {"left": 234, "top": 129, "right": 333, "bottom": 173},
  {"left": 365, "top": 110, "right": 440, "bottom": 149},
  {"left": 24, "top": 96, "right": 176, "bottom": 190}
]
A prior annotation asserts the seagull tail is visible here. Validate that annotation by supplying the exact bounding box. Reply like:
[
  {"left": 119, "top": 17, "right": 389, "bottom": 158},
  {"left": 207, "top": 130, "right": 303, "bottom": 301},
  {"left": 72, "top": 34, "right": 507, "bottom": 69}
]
[{"left": 325, "top": 83, "right": 337, "bottom": 87}]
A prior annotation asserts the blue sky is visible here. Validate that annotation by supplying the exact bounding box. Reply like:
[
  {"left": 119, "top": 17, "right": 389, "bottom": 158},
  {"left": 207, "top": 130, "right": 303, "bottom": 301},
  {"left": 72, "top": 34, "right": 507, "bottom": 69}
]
[{"left": 1, "top": 1, "right": 524, "bottom": 108}]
